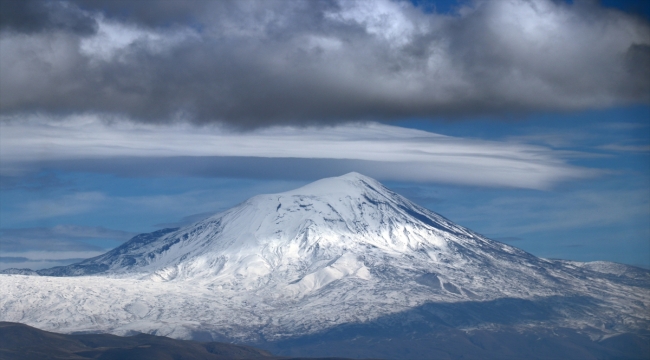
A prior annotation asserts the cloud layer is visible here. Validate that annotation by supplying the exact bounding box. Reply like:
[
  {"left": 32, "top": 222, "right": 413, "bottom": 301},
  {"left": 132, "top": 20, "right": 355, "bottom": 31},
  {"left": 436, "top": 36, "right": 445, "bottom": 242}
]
[
  {"left": 0, "top": 225, "right": 135, "bottom": 252},
  {"left": 0, "top": 115, "right": 595, "bottom": 189},
  {"left": 0, "top": 225, "right": 136, "bottom": 270},
  {"left": 1, "top": 0, "right": 648, "bottom": 127}
]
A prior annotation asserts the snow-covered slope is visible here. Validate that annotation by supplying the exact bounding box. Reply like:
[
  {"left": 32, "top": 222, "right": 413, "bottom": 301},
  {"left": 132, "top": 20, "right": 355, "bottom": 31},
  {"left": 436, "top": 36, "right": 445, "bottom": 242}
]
[{"left": 1, "top": 173, "right": 649, "bottom": 343}]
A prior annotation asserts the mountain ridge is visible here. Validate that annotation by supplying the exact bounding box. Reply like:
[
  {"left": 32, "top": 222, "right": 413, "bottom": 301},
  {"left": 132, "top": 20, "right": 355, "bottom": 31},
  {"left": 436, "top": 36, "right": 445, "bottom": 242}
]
[{"left": 1, "top": 173, "right": 648, "bottom": 358}]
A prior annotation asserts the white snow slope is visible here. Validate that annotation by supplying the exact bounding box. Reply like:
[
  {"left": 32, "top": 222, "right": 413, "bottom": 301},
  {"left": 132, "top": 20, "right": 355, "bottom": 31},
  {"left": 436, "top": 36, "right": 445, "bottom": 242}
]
[{"left": 1, "top": 173, "right": 649, "bottom": 342}]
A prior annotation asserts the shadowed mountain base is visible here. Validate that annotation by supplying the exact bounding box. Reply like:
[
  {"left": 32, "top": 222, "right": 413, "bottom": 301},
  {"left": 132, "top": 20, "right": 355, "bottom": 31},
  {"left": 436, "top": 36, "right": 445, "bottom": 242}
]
[{"left": 254, "top": 297, "right": 650, "bottom": 360}]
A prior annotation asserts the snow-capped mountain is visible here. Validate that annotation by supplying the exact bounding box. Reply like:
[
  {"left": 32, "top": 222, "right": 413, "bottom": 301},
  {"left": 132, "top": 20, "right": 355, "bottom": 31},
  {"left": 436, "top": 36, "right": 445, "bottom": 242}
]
[
  {"left": 34, "top": 172, "right": 554, "bottom": 295},
  {"left": 1, "top": 173, "right": 648, "bottom": 356}
]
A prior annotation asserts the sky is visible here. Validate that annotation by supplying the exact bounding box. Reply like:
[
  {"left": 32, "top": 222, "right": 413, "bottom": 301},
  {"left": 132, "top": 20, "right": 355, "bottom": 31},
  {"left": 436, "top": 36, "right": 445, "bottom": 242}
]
[{"left": 0, "top": 0, "right": 648, "bottom": 270}]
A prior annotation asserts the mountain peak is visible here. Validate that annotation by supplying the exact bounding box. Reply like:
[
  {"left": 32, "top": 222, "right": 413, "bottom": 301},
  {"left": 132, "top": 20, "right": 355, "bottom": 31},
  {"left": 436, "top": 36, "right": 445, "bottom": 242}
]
[
  {"left": 337, "top": 171, "right": 372, "bottom": 180},
  {"left": 13, "top": 172, "right": 469, "bottom": 281},
  {"left": 280, "top": 172, "right": 387, "bottom": 198}
]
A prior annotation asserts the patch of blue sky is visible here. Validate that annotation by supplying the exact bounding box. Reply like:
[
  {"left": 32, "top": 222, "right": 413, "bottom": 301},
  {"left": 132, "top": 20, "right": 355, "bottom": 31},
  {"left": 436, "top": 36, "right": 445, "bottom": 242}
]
[
  {"left": 410, "top": 0, "right": 650, "bottom": 19},
  {"left": 386, "top": 175, "right": 650, "bottom": 268},
  {"left": 0, "top": 172, "right": 302, "bottom": 233},
  {"left": 385, "top": 105, "right": 650, "bottom": 267}
]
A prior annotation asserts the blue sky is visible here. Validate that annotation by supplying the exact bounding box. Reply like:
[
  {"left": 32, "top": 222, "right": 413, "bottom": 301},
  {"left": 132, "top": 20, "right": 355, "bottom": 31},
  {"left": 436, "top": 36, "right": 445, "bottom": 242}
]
[{"left": 0, "top": 0, "right": 649, "bottom": 270}]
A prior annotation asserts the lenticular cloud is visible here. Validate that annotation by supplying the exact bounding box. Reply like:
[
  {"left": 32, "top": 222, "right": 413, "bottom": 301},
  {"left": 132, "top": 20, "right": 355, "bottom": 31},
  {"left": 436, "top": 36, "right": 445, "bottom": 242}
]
[{"left": 0, "top": 115, "right": 594, "bottom": 189}]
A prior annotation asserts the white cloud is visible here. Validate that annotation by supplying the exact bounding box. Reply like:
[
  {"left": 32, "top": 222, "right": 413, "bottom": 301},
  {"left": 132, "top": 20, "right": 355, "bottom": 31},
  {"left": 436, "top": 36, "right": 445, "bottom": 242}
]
[
  {"left": 326, "top": 0, "right": 421, "bottom": 46},
  {"left": 0, "top": 115, "right": 595, "bottom": 189},
  {"left": 79, "top": 17, "right": 198, "bottom": 62}
]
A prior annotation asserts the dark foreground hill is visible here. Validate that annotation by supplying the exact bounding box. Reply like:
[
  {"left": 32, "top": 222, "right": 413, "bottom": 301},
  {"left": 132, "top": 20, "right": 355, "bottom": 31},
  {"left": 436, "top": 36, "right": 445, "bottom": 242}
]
[
  {"left": 0, "top": 322, "right": 369, "bottom": 360},
  {"left": 2, "top": 321, "right": 648, "bottom": 360}
]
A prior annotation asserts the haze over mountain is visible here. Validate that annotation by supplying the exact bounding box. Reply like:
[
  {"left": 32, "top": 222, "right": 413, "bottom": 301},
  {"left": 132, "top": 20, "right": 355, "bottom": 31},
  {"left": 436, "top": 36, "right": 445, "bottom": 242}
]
[{"left": 1, "top": 173, "right": 649, "bottom": 359}]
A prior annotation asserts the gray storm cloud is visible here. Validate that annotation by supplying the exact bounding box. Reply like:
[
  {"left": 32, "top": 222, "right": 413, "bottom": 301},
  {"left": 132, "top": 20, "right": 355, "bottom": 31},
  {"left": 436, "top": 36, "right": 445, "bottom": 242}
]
[{"left": 0, "top": 0, "right": 648, "bottom": 127}]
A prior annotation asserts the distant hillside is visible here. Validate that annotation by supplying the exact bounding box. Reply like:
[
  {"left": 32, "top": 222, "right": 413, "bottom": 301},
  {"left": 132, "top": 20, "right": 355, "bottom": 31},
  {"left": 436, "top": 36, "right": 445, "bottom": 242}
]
[{"left": 0, "top": 322, "right": 369, "bottom": 360}]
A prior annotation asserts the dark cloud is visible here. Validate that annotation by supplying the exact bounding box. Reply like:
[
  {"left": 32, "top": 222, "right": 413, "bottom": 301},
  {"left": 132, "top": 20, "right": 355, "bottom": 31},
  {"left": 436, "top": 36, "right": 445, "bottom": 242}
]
[
  {"left": 0, "top": 0, "right": 97, "bottom": 35},
  {"left": 0, "top": 0, "right": 648, "bottom": 128},
  {"left": 626, "top": 43, "right": 650, "bottom": 93},
  {"left": 72, "top": 0, "right": 207, "bottom": 29}
]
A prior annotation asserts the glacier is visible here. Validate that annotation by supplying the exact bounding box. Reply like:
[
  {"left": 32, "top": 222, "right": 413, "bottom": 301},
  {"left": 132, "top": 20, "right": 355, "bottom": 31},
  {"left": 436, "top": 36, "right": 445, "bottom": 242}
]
[{"left": 1, "top": 172, "right": 648, "bottom": 354}]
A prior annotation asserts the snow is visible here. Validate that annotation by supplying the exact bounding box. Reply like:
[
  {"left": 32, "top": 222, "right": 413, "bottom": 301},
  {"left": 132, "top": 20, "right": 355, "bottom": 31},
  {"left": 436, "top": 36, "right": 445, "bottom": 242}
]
[{"left": 1, "top": 172, "right": 649, "bottom": 341}]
